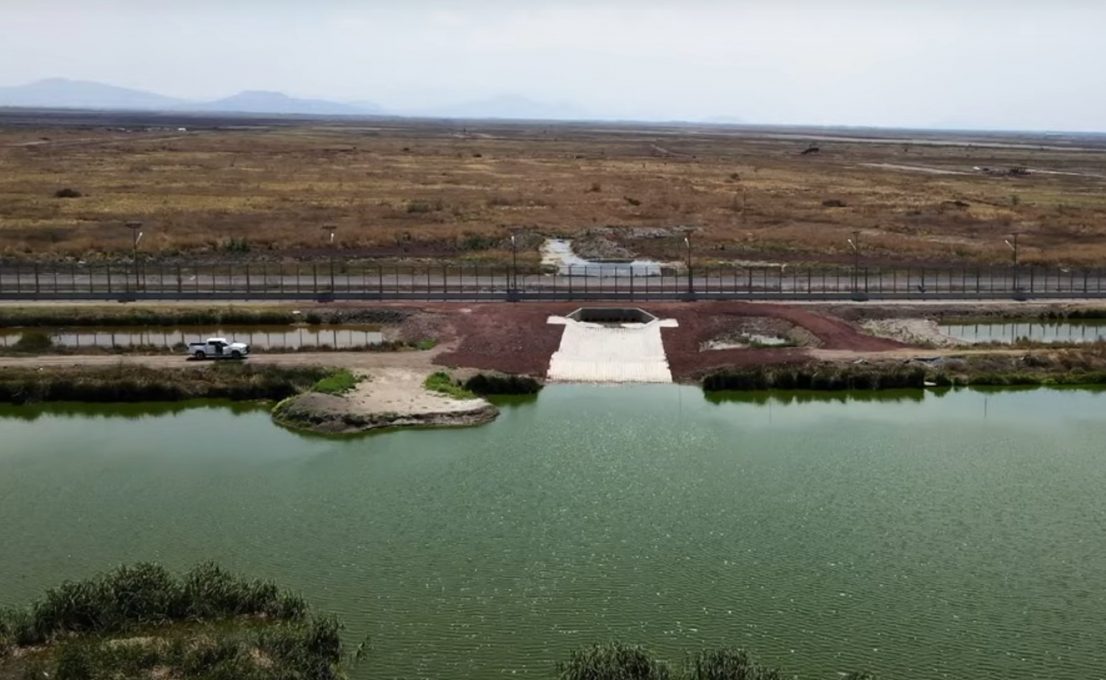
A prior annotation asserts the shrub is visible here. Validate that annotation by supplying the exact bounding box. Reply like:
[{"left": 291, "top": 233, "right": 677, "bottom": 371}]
[
  {"left": 12, "top": 331, "right": 53, "bottom": 353},
  {"left": 424, "top": 371, "right": 476, "bottom": 399},
  {"left": 54, "top": 187, "right": 82, "bottom": 198},
  {"left": 559, "top": 643, "right": 670, "bottom": 680},
  {"left": 2, "top": 562, "right": 305, "bottom": 649},
  {"left": 311, "top": 369, "right": 359, "bottom": 395},
  {"left": 686, "top": 648, "right": 781, "bottom": 680},
  {"left": 463, "top": 373, "right": 542, "bottom": 395},
  {"left": 221, "top": 237, "right": 251, "bottom": 253},
  {"left": 406, "top": 200, "right": 433, "bottom": 214}
]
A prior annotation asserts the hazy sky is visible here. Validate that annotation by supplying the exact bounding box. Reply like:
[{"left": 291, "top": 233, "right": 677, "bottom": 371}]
[{"left": 2, "top": 0, "right": 1104, "bottom": 130}]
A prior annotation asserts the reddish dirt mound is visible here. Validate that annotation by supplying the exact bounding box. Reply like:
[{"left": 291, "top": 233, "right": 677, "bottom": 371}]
[
  {"left": 429, "top": 301, "right": 903, "bottom": 380},
  {"left": 433, "top": 303, "right": 575, "bottom": 376},
  {"left": 650, "top": 301, "right": 903, "bottom": 380}
]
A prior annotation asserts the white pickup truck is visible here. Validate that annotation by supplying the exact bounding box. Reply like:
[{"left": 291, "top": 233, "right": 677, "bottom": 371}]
[{"left": 187, "top": 337, "right": 250, "bottom": 360}]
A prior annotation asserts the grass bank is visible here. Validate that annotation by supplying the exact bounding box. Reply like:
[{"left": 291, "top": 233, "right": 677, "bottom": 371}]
[
  {"left": 0, "top": 562, "right": 345, "bottom": 680},
  {"left": 0, "top": 364, "right": 329, "bottom": 404},
  {"left": 703, "top": 348, "right": 1106, "bottom": 392}
]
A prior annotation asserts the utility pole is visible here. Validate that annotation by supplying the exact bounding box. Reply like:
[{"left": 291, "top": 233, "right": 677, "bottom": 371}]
[
  {"left": 847, "top": 230, "right": 860, "bottom": 293},
  {"left": 684, "top": 233, "right": 693, "bottom": 296},
  {"left": 510, "top": 233, "right": 518, "bottom": 296},
  {"left": 126, "top": 221, "right": 143, "bottom": 292},
  {"left": 323, "top": 224, "right": 337, "bottom": 293},
  {"left": 1005, "top": 234, "right": 1019, "bottom": 292}
]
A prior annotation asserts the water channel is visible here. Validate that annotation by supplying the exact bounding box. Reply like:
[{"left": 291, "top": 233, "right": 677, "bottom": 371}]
[
  {"left": 0, "top": 325, "right": 383, "bottom": 350},
  {"left": 1, "top": 386, "right": 1104, "bottom": 679},
  {"left": 940, "top": 320, "right": 1106, "bottom": 344}
]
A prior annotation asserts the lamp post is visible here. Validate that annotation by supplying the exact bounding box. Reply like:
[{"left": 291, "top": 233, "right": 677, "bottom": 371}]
[
  {"left": 126, "top": 221, "right": 143, "bottom": 292},
  {"left": 510, "top": 233, "right": 518, "bottom": 295},
  {"left": 847, "top": 230, "right": 860, "bottom": 293},
  {"left": 323, "top": 224, "right": 337, "bottom": 292},
  {"left": 684, "top": 234, "right": 692, "bottom": 296},
  {"left": 1005, "top": 234, "right": 1019, "bottom": 291}
]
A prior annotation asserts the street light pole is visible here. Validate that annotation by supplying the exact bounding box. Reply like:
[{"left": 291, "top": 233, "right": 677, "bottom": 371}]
[
  {"left": 847, "top": 230, "right": 860, "bottom": 293},
  {"left": 684, "top": 234, "right": 692, "bottom": 296},
  {"left": 323, "top": 224, "right": 337, "bottom": 292},
  {"left": 510, "top": 233, "right": 518, "bottom": 295},
  {"left": 126, "top": 221, "right": 143, "bottom": 292},
  {"left": 1005, "top": 234, "right": 1019, "bottom": 291}
]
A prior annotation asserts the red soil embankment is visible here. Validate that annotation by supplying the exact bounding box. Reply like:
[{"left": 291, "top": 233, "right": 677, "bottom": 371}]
[{"left": 431, "top": 301, "right": 904, "bottom": 380}]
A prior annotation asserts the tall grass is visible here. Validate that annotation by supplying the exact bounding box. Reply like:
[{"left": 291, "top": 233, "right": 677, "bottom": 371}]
[
  {"left": 558, "top": 644, "right": 876, "bottom": 680},
  {"left": 0, "top": 562, "right": 304, "bottom": 650},
  {"left": 1, "top": 563, "right": 344, "bottom": 680}
]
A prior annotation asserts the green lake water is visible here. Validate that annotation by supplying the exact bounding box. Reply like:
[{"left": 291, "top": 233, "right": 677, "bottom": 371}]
[{"left": 1, "top": 387, "right": 1105, "bottom": 679}]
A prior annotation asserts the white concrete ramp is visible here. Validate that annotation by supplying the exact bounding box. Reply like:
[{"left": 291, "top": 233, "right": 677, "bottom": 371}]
[{"left": 547, "top": 313, "right": 677, "bottom": 383}]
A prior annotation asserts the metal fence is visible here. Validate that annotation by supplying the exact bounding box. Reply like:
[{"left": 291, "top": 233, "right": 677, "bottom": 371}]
[{"left": 1, "top": 261, "right": 1104, "bottom": 301}]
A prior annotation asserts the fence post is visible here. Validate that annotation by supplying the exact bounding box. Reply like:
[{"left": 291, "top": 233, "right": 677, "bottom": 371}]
[
  {"left": 34, "top": 263, "right": 40, "bottom": 296},
  {"left": 246, "top": 264, "right": 251, "bottom": 298}
]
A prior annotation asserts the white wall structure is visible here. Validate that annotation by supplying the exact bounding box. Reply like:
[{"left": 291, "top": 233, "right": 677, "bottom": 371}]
[{"left": 546, "top": 312, "right": 677, "bottom": 383}]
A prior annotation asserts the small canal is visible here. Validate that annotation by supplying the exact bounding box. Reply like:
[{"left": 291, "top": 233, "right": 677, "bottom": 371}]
[
  {"left": 0, "top": 325, "right": 383, "bottom": 350},
  {"left": 941, "top": 320, "right": 1106, "bottom": 344},
  {"left": 1, "top": 386, "right": 1104, "bottom": 679}
]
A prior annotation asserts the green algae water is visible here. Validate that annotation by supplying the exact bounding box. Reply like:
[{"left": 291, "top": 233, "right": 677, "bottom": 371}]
[{"left": 1, "top": 387, "right": 1105, "bottom": 679}]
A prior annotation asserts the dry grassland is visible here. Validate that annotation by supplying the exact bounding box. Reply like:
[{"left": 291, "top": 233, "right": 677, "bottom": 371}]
[{"left": 1, "top": 117, "right": 1104, "bottom": 266}]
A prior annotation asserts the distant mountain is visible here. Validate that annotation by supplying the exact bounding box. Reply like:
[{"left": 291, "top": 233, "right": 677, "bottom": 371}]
[
  {"left": 180, "top": 90, "right": 374, "bottom": 116},
  {"left": 0, "top": 79, "right": 585, "bottom": 121},
  {"left": 701, "top": 115, "right": 748, "bottom": 125},
  {"left": 0, "top": 78, "right": 185, "bottom": 110},
  {"left": 0, "top": 79, "right": 382, "bottom": 116},
  {"left": 419, "top": 94, "right": 589, "bottom": 120}
]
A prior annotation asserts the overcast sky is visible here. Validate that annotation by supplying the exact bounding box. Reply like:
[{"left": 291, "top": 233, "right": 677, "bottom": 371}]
[{"left": 2, "top": 0, "right": 1104, "bottom": 130}]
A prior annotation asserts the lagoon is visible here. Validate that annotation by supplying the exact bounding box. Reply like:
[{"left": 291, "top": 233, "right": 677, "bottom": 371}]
[{"left": 1, "top": 387, "right": 1104, "bottom": 679}]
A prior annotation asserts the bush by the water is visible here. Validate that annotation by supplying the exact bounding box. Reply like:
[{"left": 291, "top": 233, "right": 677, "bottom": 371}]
[
  {"left": 0, "top": 563, "right": 344, "bottom": 680},
  {"left": 463, "top": 372, "right": 542, "bottom": 395},
  {"left": 12, "top": 331, "right": 53, "bottom": 353},
  {"left": 702, "top": 364, "right": 926, "bottom": 392},
  {"left": 558, "top": 644, "right": 875, "bottom": 680},
  {"left": 0, "top": 364, "right": 328, "bottom": 404},
  {"left": 425, "top": 371, "right": 477, "bottom": 399},
  {"left": 0, "top": 562, "right": 304, "bottom": 650},
  {"left": 312, "top": 368, "right": 359, "bottom": 395}
]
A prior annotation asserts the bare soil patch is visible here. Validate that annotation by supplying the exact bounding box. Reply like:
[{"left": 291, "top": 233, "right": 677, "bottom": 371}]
[{"left": 273, "top": 367, "right": 496, "bottom": 434}]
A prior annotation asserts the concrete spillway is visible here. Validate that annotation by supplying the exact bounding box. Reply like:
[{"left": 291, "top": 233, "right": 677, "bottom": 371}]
[{"left": 546, "top": 308, "right": 677, "bottom": 383}]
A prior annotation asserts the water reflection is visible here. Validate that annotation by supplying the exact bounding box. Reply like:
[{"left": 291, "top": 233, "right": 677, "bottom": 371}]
[
  {"left": 704, "top": 388, "right": 928, "bottom": 406},
  {"left": 0, "top": 325, "right": 383, "bottom": 350},
  {"left": 941, "top": 320, "right": 1106, "bottom": 344},
  {"left": 0, "top": 400, "right": 269, "bottom": 422}
]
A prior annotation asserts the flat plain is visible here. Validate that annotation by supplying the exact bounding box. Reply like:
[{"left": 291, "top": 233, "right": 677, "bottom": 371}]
[{"left": 1, "top": 110, "right": 1104, "bottom": 267}]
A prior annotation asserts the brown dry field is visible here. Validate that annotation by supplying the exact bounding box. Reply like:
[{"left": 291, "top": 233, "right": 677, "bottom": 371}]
[{"left": 2, "top": 114, "right": 1105, "bottom": 266}]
